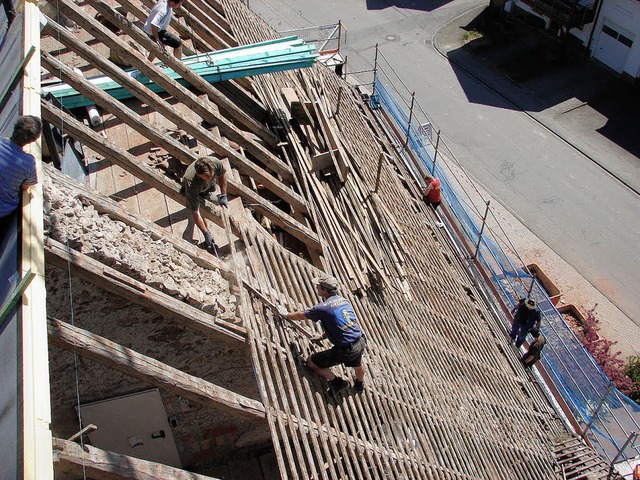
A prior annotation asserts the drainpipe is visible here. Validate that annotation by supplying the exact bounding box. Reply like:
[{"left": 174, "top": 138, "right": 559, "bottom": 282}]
[{"left": 586, "top": 0, "right": 604, "bottom": 54}]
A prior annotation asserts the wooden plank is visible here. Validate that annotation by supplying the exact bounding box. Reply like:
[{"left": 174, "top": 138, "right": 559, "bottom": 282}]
[
  {"left": 52, "top": 437, "right": 220, "bottom": 480},
  {"left": 41, "top": 18, "right": 306, "bottom": 214},
  {"left": 48, "top": 318, "right": 266, "bottom": 421},
  {"left": 21, "top": 1, "right": 54, "bottom": 477},
  {"left": 44, "top": 238, "right": 246, "bottom": 342},
  {"left": 310, "top": 150, "right": 337, "bottom": 173}
]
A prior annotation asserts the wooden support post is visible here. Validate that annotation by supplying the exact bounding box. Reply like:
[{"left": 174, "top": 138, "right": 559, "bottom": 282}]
[{"left": 48, "top": 318, "right": 266, "bottom": 421}]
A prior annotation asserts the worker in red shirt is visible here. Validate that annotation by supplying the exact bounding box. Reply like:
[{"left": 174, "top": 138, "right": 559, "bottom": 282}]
[{"left": 422, "top": 173, "right": 442, "bottom": 210}]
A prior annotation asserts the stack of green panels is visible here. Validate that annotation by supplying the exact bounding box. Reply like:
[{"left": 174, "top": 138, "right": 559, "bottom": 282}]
[{"left": 43, "top": 36, "right": 318, "bottom": 109}]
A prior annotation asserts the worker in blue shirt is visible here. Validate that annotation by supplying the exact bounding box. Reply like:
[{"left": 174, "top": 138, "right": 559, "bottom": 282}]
[
  {"left": 0, "top": 116, "right": 42, "bottom": 218},
  {"left": 279, "top": 275, "right": 367, "bottom": 393}
]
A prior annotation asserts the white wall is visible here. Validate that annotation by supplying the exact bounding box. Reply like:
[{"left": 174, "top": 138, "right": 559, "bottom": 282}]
[{"left": 590, "top": 0, "right": 640, "bottom": 76}]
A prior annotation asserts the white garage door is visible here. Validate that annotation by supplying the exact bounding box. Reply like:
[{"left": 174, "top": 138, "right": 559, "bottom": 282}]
[{"left": 593, "top": 20, "right": 634, "bottom": 73}]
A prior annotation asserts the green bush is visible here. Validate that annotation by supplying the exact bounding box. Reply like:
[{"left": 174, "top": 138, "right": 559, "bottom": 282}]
[{"left": 625, "top": 356, "right": 640, "bottom": 403}]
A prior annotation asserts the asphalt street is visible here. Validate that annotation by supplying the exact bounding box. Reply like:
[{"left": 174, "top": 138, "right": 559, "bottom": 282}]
[{"left": 249, "top": 0, "right": 640, "bottom": 329}]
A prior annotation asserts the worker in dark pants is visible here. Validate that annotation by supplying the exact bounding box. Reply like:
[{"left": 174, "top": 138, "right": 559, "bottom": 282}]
[
  {"left": 522, "top": 328, "right": 546, "bottom": 368},
  {"left": 278, "top": 275, "right": 367, "bottom": 394},
  {"left": 143, "top": 0, "right": 184, "bottom": 62},
  {"left": 510, "top": 297, "right": 541, "bottom": 348}
]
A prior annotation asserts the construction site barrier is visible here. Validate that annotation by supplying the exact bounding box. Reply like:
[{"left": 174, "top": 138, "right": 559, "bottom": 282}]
[{"left": 368, "top": 56, "right": 640, "bottom": 467}]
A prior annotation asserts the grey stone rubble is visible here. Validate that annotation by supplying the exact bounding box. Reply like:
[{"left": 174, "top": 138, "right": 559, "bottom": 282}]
[{"left": 42, "top": 176, "right": 236, "bottom": 318}]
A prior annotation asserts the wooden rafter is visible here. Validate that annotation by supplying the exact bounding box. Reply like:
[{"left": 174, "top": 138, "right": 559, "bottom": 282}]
[
  {"left": 52, "top": 438, "right": 221, "bottom": 480},
  {"left": 48, "top": 318, "right": 266, "bottom": 422},
  {"left": 44, "top": 238, "right": 247, "bottom": 342},
  {"left": 41, "top": 17, "right": 307, "bottom": 214}
]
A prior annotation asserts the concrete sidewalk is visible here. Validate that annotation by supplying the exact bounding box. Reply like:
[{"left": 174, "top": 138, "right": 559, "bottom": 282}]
[{"left": 433, "top": 5, "right": 640, "bottom": 358}]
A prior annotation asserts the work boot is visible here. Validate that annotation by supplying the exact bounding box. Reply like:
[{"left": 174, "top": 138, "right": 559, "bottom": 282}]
[
  {"left": 354, "top": 380, "right": 365, "bottom": 393},
  {"left": 329, "top": 376, "right": 349, "bottom": 393}
]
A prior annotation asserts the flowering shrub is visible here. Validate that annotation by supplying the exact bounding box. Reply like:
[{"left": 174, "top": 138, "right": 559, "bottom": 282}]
[{"left": 575, "top": 305, "right": 633, "bottom": 395}]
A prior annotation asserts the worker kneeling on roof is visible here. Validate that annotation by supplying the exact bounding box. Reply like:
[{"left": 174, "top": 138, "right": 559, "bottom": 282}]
[
  {"left": 278, "top": 275, "right": 367, "bottom": 394},
  {"left": 182, "top": 156, "right": 228, "bottom": 251}
]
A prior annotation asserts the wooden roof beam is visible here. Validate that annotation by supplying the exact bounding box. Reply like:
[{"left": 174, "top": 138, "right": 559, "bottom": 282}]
[
  {"left": 53, "top": 437, "right": 222, "bottom": 479},
  {"left": 89, "top": 0, "right": 273, "bottom": 146},
  {"left": 41, "top": 19, "right": 306, "bottom": 214},
  {"left": 45, "top": 0, "right": 277, "bottom": 149},
  {"left": 40, "top": 2, "right": 284, "bottom": 176},
  {"left": 44, "top": 238, "right": 247, "bottom": 342},
  {"left": 48, "top": 318, "right": 266, "bottom": 422},
  {"left": 40, "top": 101, "right": 322, "bottom": 251}
]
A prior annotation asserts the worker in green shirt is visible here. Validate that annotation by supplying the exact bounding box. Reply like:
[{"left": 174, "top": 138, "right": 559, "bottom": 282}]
[{"left": 182, "top": 156, "right": 228, "bottom": 250}]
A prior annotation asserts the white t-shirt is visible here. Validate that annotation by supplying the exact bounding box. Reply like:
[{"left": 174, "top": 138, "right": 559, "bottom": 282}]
[{"left": 143, "top": 0, "right": 172, "bottom": 34}]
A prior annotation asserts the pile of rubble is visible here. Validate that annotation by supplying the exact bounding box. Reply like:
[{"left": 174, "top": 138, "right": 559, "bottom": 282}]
[{"left": 43, "top": 176, "right": 236, "bottom": 318}]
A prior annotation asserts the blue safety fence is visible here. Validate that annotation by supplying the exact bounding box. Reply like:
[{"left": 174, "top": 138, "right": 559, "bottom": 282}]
[{"left": 372, "top": 75, "right": 640, "bottom": 465}]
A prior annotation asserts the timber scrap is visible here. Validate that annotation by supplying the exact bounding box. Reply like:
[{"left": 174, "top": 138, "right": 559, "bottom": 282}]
[{"left": 38, "top": 0, "right": 612, "bottom": 478}]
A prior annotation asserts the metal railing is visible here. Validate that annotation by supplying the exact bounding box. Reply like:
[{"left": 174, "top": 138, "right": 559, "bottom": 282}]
[{"left": 352, "top": 42, "right": 640, "bottom": 471}]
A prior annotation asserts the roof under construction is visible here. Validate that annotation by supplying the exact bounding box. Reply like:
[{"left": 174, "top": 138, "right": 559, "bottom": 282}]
[{"left": 13, "top": 0, "right": 620, "bottom": 477}]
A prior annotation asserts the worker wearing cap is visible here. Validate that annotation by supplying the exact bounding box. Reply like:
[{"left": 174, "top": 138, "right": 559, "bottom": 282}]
[
  {"left": 510, "top": 297, "right": 542, "bottom": 348},
  {"left": 181, "top": 156, "right": 228, "bottom": 251},
  {"left": 278, "top": 275, "right": 367, "bottom": 394}
]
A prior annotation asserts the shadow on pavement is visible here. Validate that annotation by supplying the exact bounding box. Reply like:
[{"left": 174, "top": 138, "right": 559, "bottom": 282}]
[
  {"left": 366, "top": 0, "right": 454, "bottom": 12},
  {"left": 446, "top": 7, "right": 640, "bottom": 159}
]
